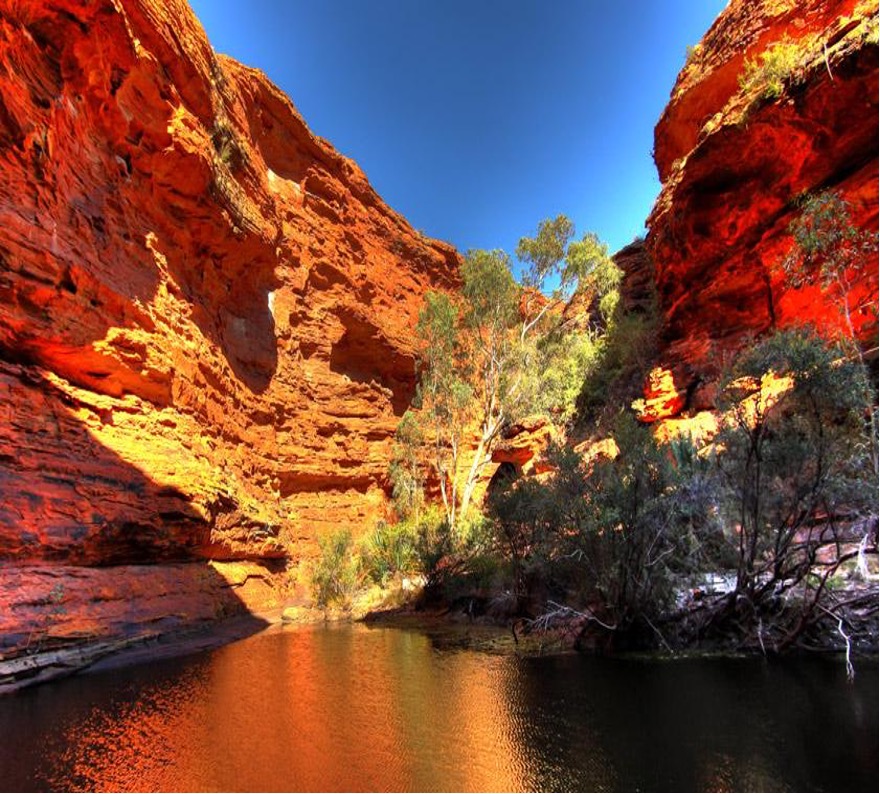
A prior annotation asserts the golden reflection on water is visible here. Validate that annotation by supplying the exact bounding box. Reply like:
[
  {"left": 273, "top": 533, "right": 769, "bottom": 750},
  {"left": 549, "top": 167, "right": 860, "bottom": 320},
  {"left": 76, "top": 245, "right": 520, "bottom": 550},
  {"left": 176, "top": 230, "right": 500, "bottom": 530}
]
[
  {"left": 21, "top": 624, "right": 877, "bottom": 792},
  {"left": 46, "top": 625, "right": 540, "bottom": 792},
  {"left": 48, "top": 665, "right": 211, "bottom": 791}
]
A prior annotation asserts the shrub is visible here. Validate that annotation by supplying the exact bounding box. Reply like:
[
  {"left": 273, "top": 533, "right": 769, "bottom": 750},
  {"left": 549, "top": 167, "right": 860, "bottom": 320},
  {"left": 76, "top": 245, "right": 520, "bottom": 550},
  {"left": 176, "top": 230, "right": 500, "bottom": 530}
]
[
  {"left": 360, "top": 520, "right": 420, "bottom": 586},
  {"left": 211, "top": 120, "right": 244, "bottom": 169},
  {"left": 401, "top": 506, "right": 506, "bottom": 600},
  {"left": 411, "top": 507, "right": 455, "bottom": 589},
  {"left": 491, "top": 328, "right": 877, "bottom": 651},
  {"left": 781, "top": 190, "right": 878, "bottom": 340},
  {"left": 738, "top": 37, "right": 806, "bottom": 99},
  {"left": 311, "top": 529, "right": 360, "bottom": 608},
  {"left": 717, "top": 328, "right": 873, "bottom": 582},
  {"left": 705, "top": 328, "right": 877, "bottom": 650},
  {"left": 575, "top": 299, "right": 660, "bottom": 427},
  {"left": 489, "top": 416, "right": 722, "bottom": 644}
]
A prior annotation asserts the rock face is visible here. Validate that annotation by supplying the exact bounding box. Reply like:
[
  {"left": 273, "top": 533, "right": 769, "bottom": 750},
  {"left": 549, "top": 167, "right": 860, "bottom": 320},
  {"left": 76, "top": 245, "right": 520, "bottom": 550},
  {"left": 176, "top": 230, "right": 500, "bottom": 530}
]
[
  {"left": 644, "top": 0, "right": 878, "bottom": 420},
  {"left": 0, "top": 0, "right": 459, "bottom": 657}
]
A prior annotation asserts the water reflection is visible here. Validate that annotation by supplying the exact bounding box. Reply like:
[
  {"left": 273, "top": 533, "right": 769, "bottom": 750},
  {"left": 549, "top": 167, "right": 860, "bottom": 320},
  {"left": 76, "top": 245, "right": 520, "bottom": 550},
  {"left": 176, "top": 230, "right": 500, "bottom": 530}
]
[{"left": 0, "top": 623, "right": 875, "bottom": 792}]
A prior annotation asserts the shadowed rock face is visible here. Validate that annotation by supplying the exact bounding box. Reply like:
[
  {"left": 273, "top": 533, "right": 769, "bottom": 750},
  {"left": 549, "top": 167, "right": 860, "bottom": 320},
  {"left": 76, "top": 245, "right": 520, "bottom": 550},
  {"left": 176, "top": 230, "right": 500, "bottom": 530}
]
[
  {"left": 643, "top": 0, "right": 878, "bottom": 419},
  {"left": 0, "top": 0, "right": 459, "bottom": 653}
]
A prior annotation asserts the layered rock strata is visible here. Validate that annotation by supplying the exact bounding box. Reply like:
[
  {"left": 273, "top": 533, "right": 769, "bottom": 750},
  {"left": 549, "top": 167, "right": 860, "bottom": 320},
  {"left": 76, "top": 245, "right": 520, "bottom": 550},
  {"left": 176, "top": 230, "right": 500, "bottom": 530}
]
[{"left": 0, "top": 0, "right": 459, "bottom": 659}]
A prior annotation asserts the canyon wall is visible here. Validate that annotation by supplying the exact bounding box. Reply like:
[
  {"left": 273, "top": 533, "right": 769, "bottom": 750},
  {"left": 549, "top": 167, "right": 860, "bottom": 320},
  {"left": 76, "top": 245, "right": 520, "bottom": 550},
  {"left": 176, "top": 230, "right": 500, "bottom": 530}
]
[
  {"left": 640, "top": 0, "right": 878, "bottom": 421},
  {"left": 1, "top": 0, "right": 877, "bottom": 667},
  {"left": 0, "top": 0, "right": 459, "bottom": 658}
]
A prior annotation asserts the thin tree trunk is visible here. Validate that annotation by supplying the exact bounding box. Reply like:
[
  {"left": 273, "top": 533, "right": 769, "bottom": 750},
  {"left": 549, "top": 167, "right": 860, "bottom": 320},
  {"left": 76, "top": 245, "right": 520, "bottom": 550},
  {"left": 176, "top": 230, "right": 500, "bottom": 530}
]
[{"left": 460, "top": 413, "right": 505, "bottom": 517}]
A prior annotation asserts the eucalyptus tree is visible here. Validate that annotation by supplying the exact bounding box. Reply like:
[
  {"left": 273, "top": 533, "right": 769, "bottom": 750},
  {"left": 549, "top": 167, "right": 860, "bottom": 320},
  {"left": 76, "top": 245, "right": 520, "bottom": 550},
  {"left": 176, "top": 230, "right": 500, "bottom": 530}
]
[
  {"left": 399, "top": 216, "right": 623, "bottom": 531},
  {"left": 411, "top": 291, "right": 473, "bottom": 530}
]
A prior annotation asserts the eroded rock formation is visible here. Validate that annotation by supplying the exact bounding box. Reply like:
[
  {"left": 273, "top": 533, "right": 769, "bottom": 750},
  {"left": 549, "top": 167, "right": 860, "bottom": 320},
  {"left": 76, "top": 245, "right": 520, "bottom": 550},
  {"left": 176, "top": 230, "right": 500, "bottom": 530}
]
[
  {"left": 642, "top": 0, "right": 878, "bottom": 421},
  {"left": 2, "top": 0, "right": 876, "bottom": 669},
  {"left": 0, "top": 0, "right": 459, "bottom": 659}
]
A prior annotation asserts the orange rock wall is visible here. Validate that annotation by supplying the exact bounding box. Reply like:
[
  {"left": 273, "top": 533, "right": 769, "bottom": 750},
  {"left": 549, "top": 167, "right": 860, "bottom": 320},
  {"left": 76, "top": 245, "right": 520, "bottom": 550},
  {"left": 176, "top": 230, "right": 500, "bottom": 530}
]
[
  {"left": 645, "top": 0, "right": 878, "bottom": 416},
  {"left": 0, "top": 0, "right": 459, "bottom": 653}
]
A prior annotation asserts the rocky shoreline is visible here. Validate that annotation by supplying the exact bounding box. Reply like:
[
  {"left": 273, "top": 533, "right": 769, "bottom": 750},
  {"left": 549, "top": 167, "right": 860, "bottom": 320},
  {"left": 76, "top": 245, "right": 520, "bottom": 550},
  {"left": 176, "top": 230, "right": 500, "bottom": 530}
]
[
  {"left": 0, "top": 611, "right": 275, "bottom": 695},
  {"left": 3, "top": 584, "right": 877, "bottom": 696}
]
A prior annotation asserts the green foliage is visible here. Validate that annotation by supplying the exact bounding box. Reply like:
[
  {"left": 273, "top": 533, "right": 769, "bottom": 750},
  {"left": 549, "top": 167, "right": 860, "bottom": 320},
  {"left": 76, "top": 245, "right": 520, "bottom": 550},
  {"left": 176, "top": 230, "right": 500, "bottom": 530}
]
[
  {"left": 784, "top": 191, "right": 877, "bottom": 287},
  {"left": 414, "top": 292, "right": 473, "bottom": 528},
  {"left": 416, "top": 292, "right": 461, "bottom": 374},
  {"left": 515, "top": 215, "right": 575, "bottom": 292},
  {"left": 577, "top": 418, "right": 724, "bottom": 625},
  {"left": 512, "top": 220, "right": 624, "bottom": 426},
  {"left": 361, "top": 520, "right": 420, "bottom": 586},
  {"left": 211, "top": 120, "right": 243, "bottom": 169},
  {"left": 666, "top": 437, "right": 734, "bottom": 572},
  {"left": 782, "top": 190, "right": 878, "bottom": 337},
  {"left": 389, "top": 410, "right": 425, "bottom": 520},
  {"left": 407, "top": 216, "right": 626, "bottom": 532},
  {"left": 360, "top": 505, "right": 496, "bottom": 593},
  {"left": 487, "top": 443, "right": 579, "bottom": 595},
  {"left": 409, "top": 222, "right": 621, "bottom": 528},
  {"left": 416, "top": 506, "right": 503, "bottom": 599},
  {"left": 521, "top": 331, "right": 601, "bottom": 425},
  {"left": 460, "top": 248, "right": 525, "bottom": 426},
  {"left": 461, "top": 249, "right": 519, "bottom": 330},
  {"left": 411, "top": 507, "right": 455, "bottom": 587},
  {"left": 490, "top": 326, "right": 878, "bottom": 650},
  {"left": 716, "top": 328, "right": 875, "bottom": 601},
  {"left": 516, "top": 219, "right": 621, "bottom": 306},
  {"left": 565, "top": 233, "right": 622, "bottom": 303},
  {"left": 576, "top": 298, "right": 660, "bottom": 426},
  {"left": 489, "top": 416, "right": 722, "bottom": 640},
  {"left": 738, "top": 37, "right": 806, "bottom": 99},
  {"left": 310, "top": 529, "right": 360, "bottom": 608}
]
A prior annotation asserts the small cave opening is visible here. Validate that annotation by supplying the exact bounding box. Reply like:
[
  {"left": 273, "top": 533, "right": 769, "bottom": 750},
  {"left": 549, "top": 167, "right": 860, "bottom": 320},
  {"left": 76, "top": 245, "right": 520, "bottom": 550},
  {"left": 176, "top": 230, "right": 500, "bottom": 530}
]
[{"left": 486, "top": 461, "right": 521, "bottom": 498}]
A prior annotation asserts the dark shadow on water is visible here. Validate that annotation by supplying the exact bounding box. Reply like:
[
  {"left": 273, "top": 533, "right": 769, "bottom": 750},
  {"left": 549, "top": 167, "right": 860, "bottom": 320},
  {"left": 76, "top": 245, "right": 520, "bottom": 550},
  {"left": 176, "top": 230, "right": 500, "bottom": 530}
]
[{"left": 508, "top": 653, "right": 880, "bottom": 792}]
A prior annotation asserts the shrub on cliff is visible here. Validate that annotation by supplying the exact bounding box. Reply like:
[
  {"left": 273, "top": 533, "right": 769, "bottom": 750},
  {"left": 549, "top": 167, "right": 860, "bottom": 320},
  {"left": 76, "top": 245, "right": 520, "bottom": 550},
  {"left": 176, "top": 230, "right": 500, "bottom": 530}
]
[
  {"left": 575, "top": 293, "right": 660, "bottom": 428},
  {"left": 782, "top": 190, "right": 879, "bottom": 342},
  {"left": 782, "top": 190, "right": 879, "bottom": 487},
  {"left": 738, "top": 36, "right": 808, "bottom": 99}
]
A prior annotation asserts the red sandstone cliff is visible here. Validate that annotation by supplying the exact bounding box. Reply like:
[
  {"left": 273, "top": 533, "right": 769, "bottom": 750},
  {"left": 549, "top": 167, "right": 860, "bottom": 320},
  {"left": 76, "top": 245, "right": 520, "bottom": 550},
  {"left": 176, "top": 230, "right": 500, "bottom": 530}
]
[
  {"left": 0, "top": 0, "right": 459, "bottom": 659},
  {"left": 2, "top": 0, "right": 877, "bottom": 671},
  {"left": 641, "top": 0, "right": 878, "bottom": 421}
]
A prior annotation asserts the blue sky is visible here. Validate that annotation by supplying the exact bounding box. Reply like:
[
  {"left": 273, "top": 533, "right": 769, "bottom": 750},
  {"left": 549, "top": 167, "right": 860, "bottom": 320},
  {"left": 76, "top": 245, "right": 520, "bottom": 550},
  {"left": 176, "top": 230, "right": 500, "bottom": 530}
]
[{"left": 190, "top": 0, "right": 727, "bottom": 264}]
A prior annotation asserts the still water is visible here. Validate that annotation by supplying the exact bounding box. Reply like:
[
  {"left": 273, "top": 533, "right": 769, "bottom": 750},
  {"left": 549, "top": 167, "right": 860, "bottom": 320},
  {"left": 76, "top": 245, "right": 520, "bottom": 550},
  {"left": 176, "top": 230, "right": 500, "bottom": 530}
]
[{"left": 0, "top": 623, "right": 876, "bottom": 792}]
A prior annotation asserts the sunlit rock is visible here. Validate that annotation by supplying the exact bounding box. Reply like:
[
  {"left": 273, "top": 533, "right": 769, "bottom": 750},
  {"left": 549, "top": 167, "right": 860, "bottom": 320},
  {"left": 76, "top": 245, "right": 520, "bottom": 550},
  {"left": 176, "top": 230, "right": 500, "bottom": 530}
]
[{"left": 0, "top": 0, "right": 459, "bottom": 655}]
